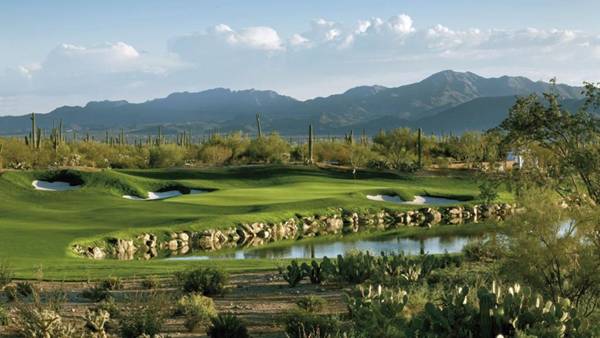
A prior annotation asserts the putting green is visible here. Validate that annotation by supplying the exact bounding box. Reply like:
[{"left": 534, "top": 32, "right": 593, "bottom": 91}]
[{"left": 0, "top": 165, "right": 509, "bottom": 280}]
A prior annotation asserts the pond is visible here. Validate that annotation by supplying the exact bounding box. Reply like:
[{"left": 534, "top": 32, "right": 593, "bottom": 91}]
[{"left": 166, "top": 232, "right": 477, "bottom": 261}]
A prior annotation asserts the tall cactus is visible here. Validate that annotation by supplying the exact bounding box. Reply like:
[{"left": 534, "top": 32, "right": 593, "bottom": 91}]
[
  {"left": 30, "top": 113, "right": 37, "bottom": 149},
  {"left": 308, "top": 124, "right": 314, "bottom": 165},
  {"left": 478, "top": 288, "right": 496, "bottom": 338},
  {"left": 417, "top": 127, "right": 423, "bottom": 168},
  {"left": 256, "top": 112, "right": 262, "bottom": 138}
]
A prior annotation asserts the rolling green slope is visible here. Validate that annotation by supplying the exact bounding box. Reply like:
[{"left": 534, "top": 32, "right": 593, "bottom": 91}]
[{"left": 0, "top": 166, "right": 510, "bottom": 279}]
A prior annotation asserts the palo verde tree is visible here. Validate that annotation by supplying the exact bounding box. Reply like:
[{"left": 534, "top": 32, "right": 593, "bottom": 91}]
[{"left": 497, "top": 80, "right": 600, "bottom": 205}]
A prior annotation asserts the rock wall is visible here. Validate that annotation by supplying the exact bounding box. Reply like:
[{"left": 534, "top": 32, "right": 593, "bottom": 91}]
[{"left": 74, "top": 203, "right": 515, "bottom": 260}]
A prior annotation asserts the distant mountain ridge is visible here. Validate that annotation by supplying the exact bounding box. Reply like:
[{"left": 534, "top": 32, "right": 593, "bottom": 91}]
[{"left": 0, "top": 70, "right": 585, "bottom": 135}]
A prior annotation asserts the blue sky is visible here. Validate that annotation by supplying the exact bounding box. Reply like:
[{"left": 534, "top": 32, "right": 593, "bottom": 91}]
[{"left": 1, "top": 0, "right": 600, "bottom": 115}]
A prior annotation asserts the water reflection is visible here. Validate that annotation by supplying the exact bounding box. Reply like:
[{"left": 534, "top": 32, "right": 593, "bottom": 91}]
[{"left": 166, "top": 233, "right": 475, "bottom": 261}]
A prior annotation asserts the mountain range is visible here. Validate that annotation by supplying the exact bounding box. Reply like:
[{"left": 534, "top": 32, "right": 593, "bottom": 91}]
[{"left": 0, "top": 70, "right": 587, "bottom": 136}]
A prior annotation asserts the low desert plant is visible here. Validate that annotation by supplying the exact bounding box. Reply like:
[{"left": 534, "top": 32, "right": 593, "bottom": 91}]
[
  {"left": 99, "top": 276, "right": 122, "bottom": 290},
  {"left": 140, "top": 276, "right": 160, "bottom": 289},
  {"left": 15, "top": 302, "right": 75, "bottom": 338},
  {"left": 118, "top": 294, "right": 167, "bottom": 338},
  {"left": 83, "top": 308, "right": 110, "bottom": 338},
  {"left": 4, "top": 285, "right": 17, "bottom": 302},
  {"left": 296, "top": 296, "right": 326, "bottom": 313},
  {"left": 207, "top": 314, "right": 250, "bottom": 338},
  {"left": 0, "top": 261, "right": 13, "bottom": 290},
  {"left": 279, "top": 260, "right": 304, "bottom": 287},
  {"left": 175, "top": 294, "right": 217, "bottom": 332},
  {"left": 15, "top": 281, "right": 36, "bottom": 298},
  {"left": 177, "top": 267, "right": 229, "bottom": 295},
  {"left": 284, "top": 310, "right": 343, "bottom": 338},
  {"left": 82, "top": 285, "right": 112, "bottom": 302}
]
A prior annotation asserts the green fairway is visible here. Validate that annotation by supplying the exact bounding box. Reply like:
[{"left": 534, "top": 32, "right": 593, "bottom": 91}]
[{"left": 0, "top": 165, "right": 510, "bottom": 280}]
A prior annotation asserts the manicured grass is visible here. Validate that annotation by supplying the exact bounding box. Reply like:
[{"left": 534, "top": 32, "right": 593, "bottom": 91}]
[{"left": 0, "top": 165, "right": 511, "bottom": 280}]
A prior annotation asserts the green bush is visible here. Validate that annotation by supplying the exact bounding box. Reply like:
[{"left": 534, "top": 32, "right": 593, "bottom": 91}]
[
  {"left": 296, "top": 296, "right": 326, "bottom": 313},
  {"left": 284, "top": 310, "right": 343, "bottom": 338},
  {"left": 118, "top": 296, "right": 166, "bottom": 338},
  {"left": 178, "top": 268, "right": 229, "bottom": 296},
  {"left": 335, "top": 252, "right": 377, "bottom": 284},
  {"left": 174, "top": 294, "right": 217, "bottom": 332},
  {"left": 463, "top": 239, "right": 505, "bottom": 262},
  {"left": 279, "top": 260, "right": 304, "bottom": 287},
  {"left": 82, "top": 285, "right": 112, "bottom": 302},
  {"left": 207, "top": 314, "right": 250, "bottom": 338}
]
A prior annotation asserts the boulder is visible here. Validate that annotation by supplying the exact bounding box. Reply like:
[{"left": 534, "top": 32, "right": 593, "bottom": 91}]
[
  {"left": 88, "top": 247, "right": 105, "bottom": 260},
  {"left": 168, "top": 239, "right": 179, "bottom": 251},
  {"left": 178, "top": 232, "right": 190, "bottom": 242}
]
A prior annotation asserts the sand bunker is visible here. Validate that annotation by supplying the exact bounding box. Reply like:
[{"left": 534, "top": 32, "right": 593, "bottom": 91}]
[
  {"left": 366, "top": 194, "right": 460, "bottom": 205},
  {"left": 123, "top": 189, "right": 207, "bottom": 201},
  {"left": 32, "top": 180, "right": 81, "bottom": 191}
]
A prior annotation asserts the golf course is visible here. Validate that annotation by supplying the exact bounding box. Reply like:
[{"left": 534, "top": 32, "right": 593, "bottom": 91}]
[{"left": 0, "top": 165, "right": 508, "bottom": 280}]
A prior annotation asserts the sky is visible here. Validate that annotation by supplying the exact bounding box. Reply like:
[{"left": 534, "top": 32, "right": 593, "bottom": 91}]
[{"left": 1, "top": 0, "right": 600, "bottom": 115}]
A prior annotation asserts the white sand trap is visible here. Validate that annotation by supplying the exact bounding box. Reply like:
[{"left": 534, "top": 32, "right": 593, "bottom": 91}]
[
  {"left": 367, "top": 194, "right": 460, "bottom": 205},
  {"left": 123, "top": 189, "right": 208, "bottom": 201},
  {"left": 32, "top": 180, "right": 81, "bottom": 191},
  {"left": 366, "top": 194, "right": 404, "bottom": 203}
]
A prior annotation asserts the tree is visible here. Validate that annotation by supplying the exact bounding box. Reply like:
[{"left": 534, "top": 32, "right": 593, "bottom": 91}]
[
  {"left": 497, "top": 82, "right": 600, "bottom": 204},
  {"left": 349, "top": 143, "right": 374, "bottom": 178},
  {"left": 501, "top": 190, "right": 600, "bottom": 317}
]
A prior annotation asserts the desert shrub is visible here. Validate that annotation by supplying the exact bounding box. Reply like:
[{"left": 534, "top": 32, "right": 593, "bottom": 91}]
[
  {"left": 99, "top": 277, "right": 123, "bottom": 290},
  {"left": 246, "top": 133, "right": 290, "bottom": 164},
  {"left": 4, "top": 285, "right": 17, "bottom": 302},
  {"left": 296, "top": 296, "right": 326, "bottom": 313},
  {"left": 177, "top": 267, "right": 229, "bottom": 295},
  {"left": 15, "top": 302, "right": 75, "bottom": 338},
  {"left": 175, "top": 294, "right": 217, "bottom": 332},
  {"left": 284, "top": 310, "right": 343, "bottom": 338},
  {"left": 148, "top": 144, "right": 186, "bottom": 168},
  {"left": 140, "top": 276, "right": 160, "bottom": 289},
  {"left": 463, "top": 239, "right": 505, "bottom": 262},
  {"left": 0, "top": 261, "right": 13, "bottom": 290},
  {"left": 118, "top": 294, "right": 166, "bottom": 338},
  {"left": 15, "top": 281, "right": 35, "bottom": 298},
  {"left": 199, "top": 144, "right": 234, "bottom": 165},
  {"left": 82, "top": 285, "right": 112, "bottom": 302},
  {"left": 207, "top": 314, "right": 250, "bottom": 338}
]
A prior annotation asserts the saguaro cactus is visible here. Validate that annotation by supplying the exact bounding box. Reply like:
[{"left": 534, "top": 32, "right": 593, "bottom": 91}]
[
  {"left": 256, "top": 112, "right": 262, "bottom": 138},
  {"left": 417, "top": 127, "right": 423, "bottom": 168},
  {"left": 308, "top": 124, "right": 314, "bottom": 165},
  {"left": 30, "top": 113, "right": 37, "bottom": 149}
]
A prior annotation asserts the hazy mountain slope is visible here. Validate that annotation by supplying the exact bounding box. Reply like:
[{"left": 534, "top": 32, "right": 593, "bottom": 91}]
[{"left": 0, "top": 70, "right": 585, "bottom": 135}]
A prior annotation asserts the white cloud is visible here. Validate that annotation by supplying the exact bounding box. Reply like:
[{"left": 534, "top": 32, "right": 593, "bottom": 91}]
[{"left": 2, "top": 14, "right": 600, "bottom": 115}]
